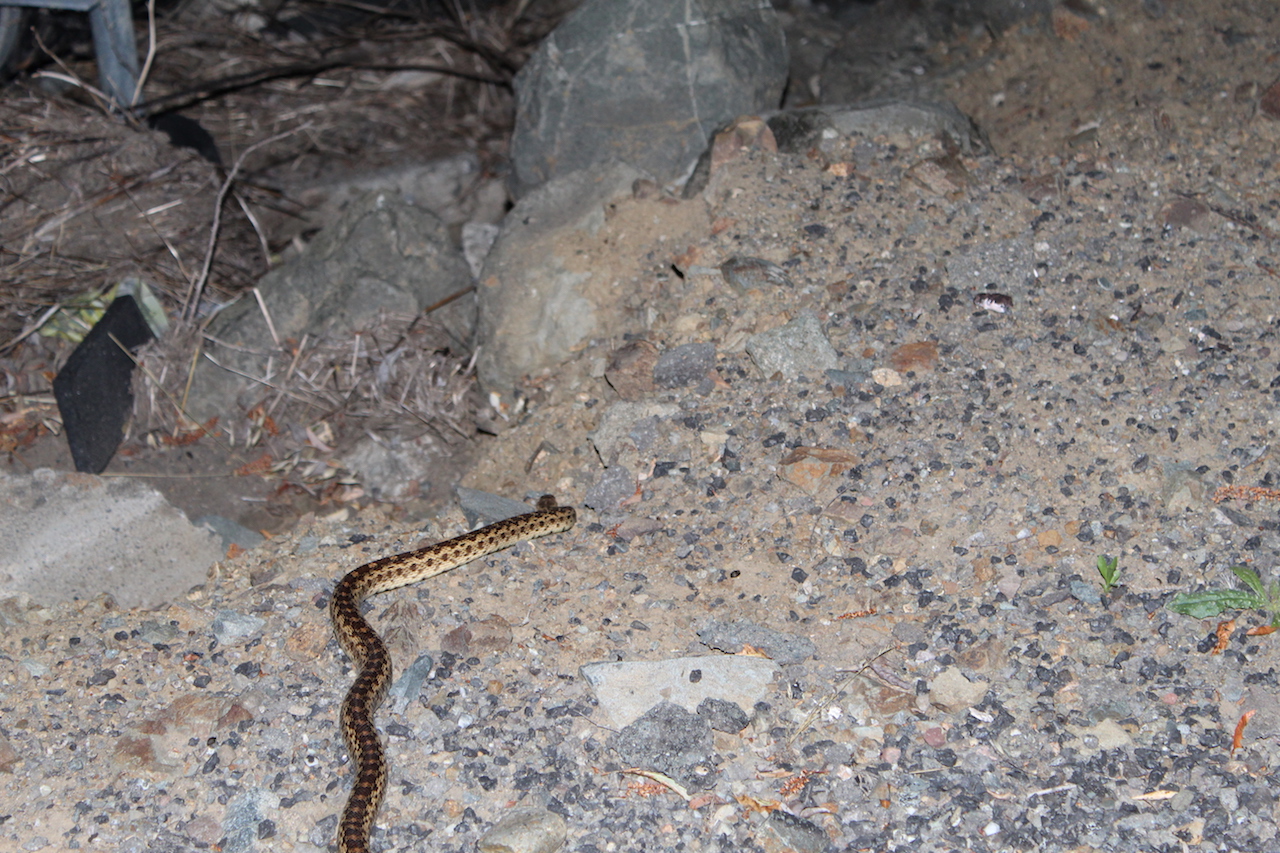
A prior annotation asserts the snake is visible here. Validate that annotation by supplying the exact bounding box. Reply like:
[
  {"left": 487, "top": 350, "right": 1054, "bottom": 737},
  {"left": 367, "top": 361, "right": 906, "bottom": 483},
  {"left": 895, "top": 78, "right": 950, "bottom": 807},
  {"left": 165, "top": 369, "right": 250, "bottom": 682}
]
[{"left": 330, "top": 495, "right": 576, "bottom": 853}]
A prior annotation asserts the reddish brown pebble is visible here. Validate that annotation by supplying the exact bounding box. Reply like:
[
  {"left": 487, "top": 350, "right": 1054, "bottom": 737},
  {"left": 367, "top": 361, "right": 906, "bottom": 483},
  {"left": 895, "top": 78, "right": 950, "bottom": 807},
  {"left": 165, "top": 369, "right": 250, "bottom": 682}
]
[
  {"left": 889, "top": 341, "right": 939, "bottom": 373},
  {"left": 1260, "top": 79, "right": 1280, "bottom": 119}
]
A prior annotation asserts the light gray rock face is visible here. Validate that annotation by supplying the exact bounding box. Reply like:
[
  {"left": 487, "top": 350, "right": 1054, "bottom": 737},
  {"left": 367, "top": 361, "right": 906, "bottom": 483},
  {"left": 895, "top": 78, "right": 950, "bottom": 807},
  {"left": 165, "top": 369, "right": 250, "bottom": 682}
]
[
  {"left": 0, "top": 469, "right": 222, "bottom": 609},
  {"left": 509, "top": 0, "right": 789, "bottom": 199},
  {"left": 190, "top": 190, "right": 474, "bottom": 420},
  {"left": 340, "top": 432, "right": 445, "bottom": 503},
  {"left": 477, "top": 807, "right": 568, "bottom": 853},
  {"left": 475, "top": 163, "right": 642, "bottom": 396},
  {"left": 744, "top": 314, "right": 840, "bottom": 380},
  {"left": 580, "top": 655, "right": 778, "bottom": 729}
]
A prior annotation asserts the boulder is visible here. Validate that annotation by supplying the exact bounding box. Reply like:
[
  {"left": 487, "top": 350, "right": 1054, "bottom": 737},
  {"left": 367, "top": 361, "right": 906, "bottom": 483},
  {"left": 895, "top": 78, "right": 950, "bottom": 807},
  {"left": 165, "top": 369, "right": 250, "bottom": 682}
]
[
  {"left": 509, "top": 0, "right": 788, "bottom": 198},
  {"left": 190, "top": 190, "right": 473, "bottom": 420}
]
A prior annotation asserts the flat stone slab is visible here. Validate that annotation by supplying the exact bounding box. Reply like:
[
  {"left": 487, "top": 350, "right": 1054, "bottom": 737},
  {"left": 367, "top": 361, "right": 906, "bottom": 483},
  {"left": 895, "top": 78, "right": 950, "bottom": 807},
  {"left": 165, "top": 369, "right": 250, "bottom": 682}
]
[
  {"left": 0, "top": 469, "right": 222, "bottom": 609},
  {"left": 580, "top": 654, "right": 778, "bottom": 728}
]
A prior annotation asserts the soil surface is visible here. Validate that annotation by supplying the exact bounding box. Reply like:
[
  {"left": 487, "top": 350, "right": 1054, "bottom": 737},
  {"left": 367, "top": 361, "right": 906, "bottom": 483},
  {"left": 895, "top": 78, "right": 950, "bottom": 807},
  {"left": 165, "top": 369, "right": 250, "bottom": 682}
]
[{"left": 4, "top": 3, "right": 1280, "bottom": 853}]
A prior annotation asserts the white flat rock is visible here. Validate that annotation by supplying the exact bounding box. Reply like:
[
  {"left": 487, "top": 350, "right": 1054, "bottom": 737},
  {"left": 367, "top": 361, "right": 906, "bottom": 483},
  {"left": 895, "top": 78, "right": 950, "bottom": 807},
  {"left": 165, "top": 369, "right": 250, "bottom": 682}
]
[{"left": 580, "top": 654, "right": 779, "bottom": 729}]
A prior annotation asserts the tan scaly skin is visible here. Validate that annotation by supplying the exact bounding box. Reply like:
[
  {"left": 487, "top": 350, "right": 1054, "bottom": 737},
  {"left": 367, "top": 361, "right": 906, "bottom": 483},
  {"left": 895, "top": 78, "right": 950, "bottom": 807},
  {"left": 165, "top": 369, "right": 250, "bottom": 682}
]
[{"left": 330, "top": 495, "right": 576, "bottom": 853}]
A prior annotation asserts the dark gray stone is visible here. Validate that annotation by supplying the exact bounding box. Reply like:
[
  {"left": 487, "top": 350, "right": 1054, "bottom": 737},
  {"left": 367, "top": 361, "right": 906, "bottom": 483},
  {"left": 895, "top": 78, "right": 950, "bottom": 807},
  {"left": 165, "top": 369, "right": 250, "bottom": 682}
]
[
  {"left": 653, "top": 343, "right": 716, "bottom": 388},
  {"left": 584, "top": 466, "right": 635, "bottom": 512},
  {"left": 764, "top": 811, "right": 829, "bottom": 853},
  {"left": 509, "top": 0, "right": 788, "bottom": 199},
  {"left": 696, "top": 697, "right": 750, "bottom": 733},
  {"left": 698, "top": 618, "right": 818, "bottom": 664},
  {"left": 608, "top": 701, "right": 718, "bottom": 791},
  {"left": 744, "top": 314, "right": 840, "bottom": 380},
  {"left": 53, "top": 295, "right": 153, "bottom": 474},
  {"left": 456, "top": 488, "right": 545, "bottom": 528}
]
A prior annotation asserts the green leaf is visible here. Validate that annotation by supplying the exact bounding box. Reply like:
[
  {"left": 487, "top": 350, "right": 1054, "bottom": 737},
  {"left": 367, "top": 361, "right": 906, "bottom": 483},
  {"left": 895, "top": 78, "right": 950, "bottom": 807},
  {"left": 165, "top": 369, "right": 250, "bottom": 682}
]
[
  {"left": 1168, "top": 589, "right": 1265, "bottom": 620},
  {"left": 1230, "top": 565, "right": 1266, "bottom": 598},
  {"left": 1096, "top": 555, "right": 1119, "bottom": 593}
]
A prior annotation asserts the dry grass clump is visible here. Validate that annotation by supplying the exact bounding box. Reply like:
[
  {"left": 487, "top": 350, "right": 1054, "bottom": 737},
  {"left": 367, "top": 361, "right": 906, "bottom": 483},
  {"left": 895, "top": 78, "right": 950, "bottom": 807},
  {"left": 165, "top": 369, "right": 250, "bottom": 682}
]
[
  {"left": 0, "top": 0, "right": 576, "bottom": 488},
  {"left": 0, "top": 89, "right": 256, "bottom": 345},
  {"left": 133, "top": 310, "right": 477, "bottom": 485}
]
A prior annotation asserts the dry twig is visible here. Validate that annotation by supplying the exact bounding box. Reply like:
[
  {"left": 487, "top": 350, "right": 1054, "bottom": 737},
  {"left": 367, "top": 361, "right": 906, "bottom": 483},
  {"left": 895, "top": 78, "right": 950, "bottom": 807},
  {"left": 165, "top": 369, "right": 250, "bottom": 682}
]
[{"left": 184, "top": 124, "right": 309, "bottom": 323}]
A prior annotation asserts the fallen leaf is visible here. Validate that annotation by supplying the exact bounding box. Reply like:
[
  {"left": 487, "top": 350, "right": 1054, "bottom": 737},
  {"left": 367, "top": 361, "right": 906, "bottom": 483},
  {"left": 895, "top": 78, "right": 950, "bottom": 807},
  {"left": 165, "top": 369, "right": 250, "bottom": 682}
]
[
  {"left": 1232, "top": 710, "right": 1256, "bottom": 754},
  {"left": 735, "top": 794, "right": 781, "bottom": 815},
  {"left": 1213, "top": 619, "right": 1235, "bottom": 654}
]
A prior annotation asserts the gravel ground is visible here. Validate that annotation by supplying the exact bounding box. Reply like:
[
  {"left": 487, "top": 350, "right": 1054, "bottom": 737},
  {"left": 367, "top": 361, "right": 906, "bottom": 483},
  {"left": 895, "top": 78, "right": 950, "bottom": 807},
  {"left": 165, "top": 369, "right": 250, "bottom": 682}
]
[{"left": 4, "top": 3, "right": 1280, "bottom": 852}]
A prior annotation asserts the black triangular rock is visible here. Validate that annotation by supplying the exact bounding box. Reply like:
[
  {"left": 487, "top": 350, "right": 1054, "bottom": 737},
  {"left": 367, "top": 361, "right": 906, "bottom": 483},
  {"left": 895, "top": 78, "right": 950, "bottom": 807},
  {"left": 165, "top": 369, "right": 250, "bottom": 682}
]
[{"left": 52, "top": 295, "right": 155, "bottom": 474}]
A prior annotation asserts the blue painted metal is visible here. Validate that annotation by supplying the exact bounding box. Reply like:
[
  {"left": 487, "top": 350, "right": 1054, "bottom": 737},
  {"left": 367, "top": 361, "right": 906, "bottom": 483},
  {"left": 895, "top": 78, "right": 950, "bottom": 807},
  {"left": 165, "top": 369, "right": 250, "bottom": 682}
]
[{"left": 0, "top": 0, "right": 140, "bottom": 108}]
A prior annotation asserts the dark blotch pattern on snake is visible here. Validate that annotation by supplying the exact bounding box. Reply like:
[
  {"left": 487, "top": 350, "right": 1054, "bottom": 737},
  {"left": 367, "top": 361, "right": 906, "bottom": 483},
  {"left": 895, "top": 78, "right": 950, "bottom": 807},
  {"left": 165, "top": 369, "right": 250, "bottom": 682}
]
[{"left": 330, "top": 495, "right": 576, "bottom": 853}]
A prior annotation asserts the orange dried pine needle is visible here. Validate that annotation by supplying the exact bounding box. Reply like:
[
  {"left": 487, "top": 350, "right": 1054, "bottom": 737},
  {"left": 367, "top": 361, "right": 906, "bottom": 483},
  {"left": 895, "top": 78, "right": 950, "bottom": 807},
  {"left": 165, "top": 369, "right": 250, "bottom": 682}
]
[
  {"left": 1246, "top": 625, "right": 1277, "bottom": 636},
  {"left": 235, "top": 452, "right": 273, "bottom": 477},
  {"left": 246, "top": 404, "right": 279, "bottom": 437},
  {"left": 162, "top": 415, "right": 217, "bottom": 446},
  {"left": 1214, "top": 485, "right": 1280, "bottom": 503},
  {"left": 1213, "top": 620, "right": 1236, "bottom": 654},
  {"left": 838, "top": 607, "right": 878, "bottom": 619},
  {"left": 735, "top": 794, "right": 781, "bottom": 815},
  {"left": 1232, "top": 710, "right": 1257, "bottom": 754},
  {"left": 626, "top": 781, "right": 669, "bottom": 798},
  {"left": 779, "top": 769, "right": 826, "bottom": 798}
]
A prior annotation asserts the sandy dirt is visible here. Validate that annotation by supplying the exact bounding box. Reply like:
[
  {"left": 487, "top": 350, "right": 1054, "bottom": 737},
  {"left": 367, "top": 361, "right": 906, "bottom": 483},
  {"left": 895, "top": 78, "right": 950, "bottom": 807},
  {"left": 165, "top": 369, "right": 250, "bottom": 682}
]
[{"left": 3, "top": 2, "right": 1280, "bottom": 852}]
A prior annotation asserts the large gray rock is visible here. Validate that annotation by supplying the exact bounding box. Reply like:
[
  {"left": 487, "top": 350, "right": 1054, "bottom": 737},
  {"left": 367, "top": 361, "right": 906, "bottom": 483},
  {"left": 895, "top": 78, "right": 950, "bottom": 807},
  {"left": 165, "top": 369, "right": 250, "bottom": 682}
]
[
  {"left": 262, "top": 153, "right": 509, "bottom": 263},
  {"left": 190, "top": 190, "right": 474, "bottom": 420},
  {"left": 475, "top": 163, "right": 644, "bottom": 397},
  {"left": 509, "top": 0, "right": 788, "bottom": 199}
]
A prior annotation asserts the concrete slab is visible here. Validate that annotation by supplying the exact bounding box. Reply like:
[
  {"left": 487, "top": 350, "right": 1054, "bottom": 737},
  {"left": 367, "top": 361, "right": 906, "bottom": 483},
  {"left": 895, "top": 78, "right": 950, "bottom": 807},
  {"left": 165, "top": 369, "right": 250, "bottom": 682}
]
[{"left": 0, "top": 468, "right": 223, "bottom": 609}]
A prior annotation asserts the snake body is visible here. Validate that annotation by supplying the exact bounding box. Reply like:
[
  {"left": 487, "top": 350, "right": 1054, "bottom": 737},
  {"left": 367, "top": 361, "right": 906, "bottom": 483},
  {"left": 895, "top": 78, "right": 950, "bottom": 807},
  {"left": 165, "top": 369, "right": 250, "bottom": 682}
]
[{"left": 330, "top": 495, "right": 576, "bottom": 853}]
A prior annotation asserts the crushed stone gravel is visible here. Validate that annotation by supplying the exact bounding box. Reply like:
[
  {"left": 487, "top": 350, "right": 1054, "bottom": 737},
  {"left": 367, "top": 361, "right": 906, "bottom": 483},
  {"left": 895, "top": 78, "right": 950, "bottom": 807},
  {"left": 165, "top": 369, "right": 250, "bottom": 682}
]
[{"left": 4, "top": 3, "right": 1280, "bottom": 852}]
